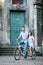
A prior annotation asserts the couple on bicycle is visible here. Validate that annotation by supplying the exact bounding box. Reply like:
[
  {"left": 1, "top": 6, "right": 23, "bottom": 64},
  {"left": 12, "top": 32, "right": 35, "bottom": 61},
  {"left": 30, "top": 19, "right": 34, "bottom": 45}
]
[{"left": 16, "top": 26, "right": 34, "bottom": 59}]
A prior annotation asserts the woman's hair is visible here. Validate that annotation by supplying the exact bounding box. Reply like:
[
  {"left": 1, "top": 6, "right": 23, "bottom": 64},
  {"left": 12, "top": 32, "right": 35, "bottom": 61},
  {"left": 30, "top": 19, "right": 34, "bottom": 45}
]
[{"left": 29, "top": 31, "right": 32, "bottom": 35}]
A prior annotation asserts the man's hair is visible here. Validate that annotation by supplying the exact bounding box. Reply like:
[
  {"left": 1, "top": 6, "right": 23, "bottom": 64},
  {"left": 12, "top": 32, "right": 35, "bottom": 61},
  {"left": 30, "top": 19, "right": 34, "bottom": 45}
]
[{"left": 22, "top": 26, "right": 25, "bottom": 28}]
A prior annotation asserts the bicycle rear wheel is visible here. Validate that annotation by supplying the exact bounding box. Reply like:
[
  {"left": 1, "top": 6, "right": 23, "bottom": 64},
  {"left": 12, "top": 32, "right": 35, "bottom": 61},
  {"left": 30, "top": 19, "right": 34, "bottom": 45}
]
[
  {"left": 14, "top": 48, "right": 21, "bottom": 60},
  {"left": 32, "top": 48, "right": 36, "bottom": 59}
]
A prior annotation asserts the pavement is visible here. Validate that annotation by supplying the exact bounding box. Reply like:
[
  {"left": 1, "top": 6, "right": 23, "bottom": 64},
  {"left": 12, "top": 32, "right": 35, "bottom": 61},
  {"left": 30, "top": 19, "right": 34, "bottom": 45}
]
[{"left": 0, "top": 56, "right": 43, "bottom": 65}]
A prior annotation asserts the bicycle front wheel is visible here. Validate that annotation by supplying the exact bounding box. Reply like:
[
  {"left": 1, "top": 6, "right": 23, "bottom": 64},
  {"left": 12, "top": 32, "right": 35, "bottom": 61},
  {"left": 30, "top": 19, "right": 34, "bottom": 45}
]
[{"left": 14, "top": 48, "right": 21, "bottom": 60}]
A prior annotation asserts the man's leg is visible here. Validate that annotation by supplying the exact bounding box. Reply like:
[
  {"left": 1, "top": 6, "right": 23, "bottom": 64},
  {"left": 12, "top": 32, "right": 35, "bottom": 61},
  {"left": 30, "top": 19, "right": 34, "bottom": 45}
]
[
  {"left": 19, "top": 41, "right": 25, "bottom": 52},
  {"left": 19, "top": 41, "right": 25, "bottom": 46},
  {"left": 24, "top": 42, "right": 28, "bottom": 58}
]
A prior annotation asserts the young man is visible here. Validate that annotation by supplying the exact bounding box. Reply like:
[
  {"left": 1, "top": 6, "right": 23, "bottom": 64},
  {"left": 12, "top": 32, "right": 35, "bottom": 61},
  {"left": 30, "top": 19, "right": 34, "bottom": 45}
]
[{"left": 16, "top": 26, "right": 28, "bottom": 58}]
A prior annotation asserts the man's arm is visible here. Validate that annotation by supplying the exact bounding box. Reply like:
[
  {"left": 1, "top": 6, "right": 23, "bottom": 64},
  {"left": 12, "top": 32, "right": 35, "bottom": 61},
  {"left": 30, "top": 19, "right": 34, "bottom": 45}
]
[
  {"left": 26, "top": 34, "right": 28, "bottom": 39},
  {"left": 16, "top": 35, "right": 21, "bottom": 40},
  {"left": 26, "top": 31, "right": 29, "bottom": 39},
  {"left": 16, "top": 32, "right": 22, "bottom": 40},
  {"left": 23, "top": 32, "right": 28, "bottom": 41}
]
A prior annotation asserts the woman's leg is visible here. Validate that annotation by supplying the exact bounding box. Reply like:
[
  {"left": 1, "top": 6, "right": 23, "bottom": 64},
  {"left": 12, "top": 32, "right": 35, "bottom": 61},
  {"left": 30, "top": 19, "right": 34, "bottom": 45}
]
[{"left": 29, "top": 46, "right": 32, "bottom": 56}]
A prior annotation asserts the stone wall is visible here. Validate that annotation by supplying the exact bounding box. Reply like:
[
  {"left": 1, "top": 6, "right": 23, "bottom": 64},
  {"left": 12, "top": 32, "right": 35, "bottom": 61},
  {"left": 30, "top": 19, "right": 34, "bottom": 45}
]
[{"left": 0, "top": 0, "right": 42, "bottom": 53}]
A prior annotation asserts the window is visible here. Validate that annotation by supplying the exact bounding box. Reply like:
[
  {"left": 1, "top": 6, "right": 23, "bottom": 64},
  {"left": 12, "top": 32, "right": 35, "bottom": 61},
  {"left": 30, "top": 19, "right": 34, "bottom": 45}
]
[{"left": 12, "top": 0, "right": 23, "bottom": 4}]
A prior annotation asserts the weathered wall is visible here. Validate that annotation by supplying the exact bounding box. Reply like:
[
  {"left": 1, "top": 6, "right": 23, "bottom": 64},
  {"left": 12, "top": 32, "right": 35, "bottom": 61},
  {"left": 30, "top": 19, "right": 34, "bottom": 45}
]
[{"left": 0, "top": 0, "right": 42, "bottom": 51}]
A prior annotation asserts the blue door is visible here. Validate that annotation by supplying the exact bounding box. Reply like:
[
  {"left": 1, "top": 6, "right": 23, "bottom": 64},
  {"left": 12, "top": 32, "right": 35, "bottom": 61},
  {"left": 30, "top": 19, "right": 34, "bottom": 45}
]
[{"left": 10, "top": 11, "right": 25, "bottom": 46}]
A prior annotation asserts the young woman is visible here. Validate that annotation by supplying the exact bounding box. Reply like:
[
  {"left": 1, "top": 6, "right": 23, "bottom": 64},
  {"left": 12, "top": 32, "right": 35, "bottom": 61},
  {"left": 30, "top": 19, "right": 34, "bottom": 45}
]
[{"left": 28, "top": 31, "right": 35, "bottom": 57}]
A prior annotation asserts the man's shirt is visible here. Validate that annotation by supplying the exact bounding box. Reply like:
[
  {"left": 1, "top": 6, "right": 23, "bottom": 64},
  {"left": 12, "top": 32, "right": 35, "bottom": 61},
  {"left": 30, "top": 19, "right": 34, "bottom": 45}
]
[{"left": 19, "top": 31, "right": 28, "bottom": 43}]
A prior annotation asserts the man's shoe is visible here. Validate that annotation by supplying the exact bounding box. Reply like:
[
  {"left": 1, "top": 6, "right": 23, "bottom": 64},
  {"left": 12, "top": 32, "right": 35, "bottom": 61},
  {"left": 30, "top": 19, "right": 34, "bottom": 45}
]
[{"left": 24, "top": 56, "right": 27, "bottom": 59}]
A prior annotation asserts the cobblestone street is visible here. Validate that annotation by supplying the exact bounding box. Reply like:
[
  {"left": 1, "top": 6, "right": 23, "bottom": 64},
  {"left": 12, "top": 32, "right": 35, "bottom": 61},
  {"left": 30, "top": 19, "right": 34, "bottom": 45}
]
[{"left": 0, "top": 56, "right": 43, "bottom": 65}]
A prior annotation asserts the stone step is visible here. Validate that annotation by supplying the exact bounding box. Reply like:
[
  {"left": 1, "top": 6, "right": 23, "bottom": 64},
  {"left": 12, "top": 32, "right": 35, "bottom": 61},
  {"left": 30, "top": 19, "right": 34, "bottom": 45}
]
[
  {"left": 0, "top": 47, "right": 15, "bottom": 55},
  {"left": 0, "top": 47, "right": 43, "bottom": 56}
]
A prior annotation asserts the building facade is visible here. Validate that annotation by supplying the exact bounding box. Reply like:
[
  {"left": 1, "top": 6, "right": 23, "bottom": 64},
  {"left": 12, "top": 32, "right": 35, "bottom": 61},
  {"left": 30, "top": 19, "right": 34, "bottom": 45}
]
[{"left": 0, "top": 0, "right": 42, "bottom": 53}]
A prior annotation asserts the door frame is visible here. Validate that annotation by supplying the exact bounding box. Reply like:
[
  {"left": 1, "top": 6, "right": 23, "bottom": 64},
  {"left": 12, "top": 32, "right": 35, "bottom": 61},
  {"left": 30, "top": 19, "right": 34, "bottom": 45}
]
[{"left": 10, "top": 10, "right": 26, "bottom": 46}]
